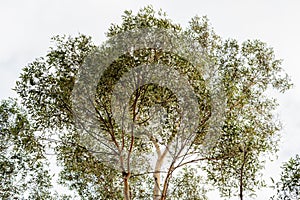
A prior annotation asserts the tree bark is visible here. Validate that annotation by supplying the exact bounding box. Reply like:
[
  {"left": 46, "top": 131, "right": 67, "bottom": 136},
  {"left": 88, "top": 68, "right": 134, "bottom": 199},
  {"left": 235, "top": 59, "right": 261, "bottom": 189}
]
[
  {"left": 239, "top": 151, "right": 247, "bottom": 200},
  {"left": 123, "top": 172, "right": 131, "bottom": 200},
  {"left": 160, "top": 168, "right": 173, "bottom": 200},
  {"left": 153, "top": 157, "right": 163, "bottom": 200}
]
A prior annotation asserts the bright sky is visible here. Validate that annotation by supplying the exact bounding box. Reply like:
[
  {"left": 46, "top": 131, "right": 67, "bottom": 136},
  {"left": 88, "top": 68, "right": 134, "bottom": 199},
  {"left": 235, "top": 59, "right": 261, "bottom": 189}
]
[{"left": 1, "top": 0, "right": 300, "bottom": 199}]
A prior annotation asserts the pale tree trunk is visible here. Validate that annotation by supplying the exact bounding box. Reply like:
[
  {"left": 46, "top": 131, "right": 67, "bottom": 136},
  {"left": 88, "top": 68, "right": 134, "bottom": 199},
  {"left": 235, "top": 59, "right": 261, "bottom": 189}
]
[
  {"left": 153, "top": 157, "right": 164, "bottom": 200},
  {"left": 151, "top": 137, "right": 170, "bottom": 199},
  {"left": 153, "top": 147, "right": 170, "bottom": 199}
]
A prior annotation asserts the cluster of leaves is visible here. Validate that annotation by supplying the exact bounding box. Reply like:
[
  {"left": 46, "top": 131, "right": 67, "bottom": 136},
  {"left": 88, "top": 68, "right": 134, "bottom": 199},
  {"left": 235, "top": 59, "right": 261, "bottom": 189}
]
[
  {"left": 56, "top": 132, "right": 124, "bottom": 199},
  {"left": 204, "top": 38, "right": 289, "bottom": 198},
  {"left": 169, "top": 166, "right": 208, "bottom": 200},
  {"left": 15, "top": 34, "right": 96, "bottom": 131},
  {"left": 272, "top": 154, "right": 300, "bottom": 200},
  {"left": 0, "top": 98, "right": 52, "bottom": 199}
]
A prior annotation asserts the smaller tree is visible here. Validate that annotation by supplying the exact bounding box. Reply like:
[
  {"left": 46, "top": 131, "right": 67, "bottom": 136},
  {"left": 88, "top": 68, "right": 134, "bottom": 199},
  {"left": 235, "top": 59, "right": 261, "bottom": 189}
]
[
  {"left": 0, "top": 98, "right": 52, "bottom": 199},
  {"left": 272, "top": 154, "right": 300, "bottom": 200}
]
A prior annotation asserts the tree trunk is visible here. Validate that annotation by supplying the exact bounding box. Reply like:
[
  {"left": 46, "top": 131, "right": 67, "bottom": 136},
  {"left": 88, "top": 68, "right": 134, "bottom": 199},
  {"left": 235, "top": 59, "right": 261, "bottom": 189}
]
[
  {"left": 123, "top": 172, "right": 131, "bottom": 200},
  {"left": 160, "top": 162, "right": 175, "bottom": 200},
  {"left": 160, "top": 172, "right": 172, "bottom": 200},
  {"left": 239, "top": 151, "right": 247, "bottom": 200},
  {"left": 153, "top": 158, "right": 163, "bottom": 200},
  {"left": 239, "top": 185, "right": 243, "bottom": 200}
]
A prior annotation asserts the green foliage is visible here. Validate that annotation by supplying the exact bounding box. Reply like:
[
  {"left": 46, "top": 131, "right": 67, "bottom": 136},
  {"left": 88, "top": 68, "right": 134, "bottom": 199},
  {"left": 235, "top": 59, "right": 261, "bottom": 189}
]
[
  {"left": 0, "top": 98, "right": 52, "bottom": 199},
  {"left": 15, "top": 34, "right": 96, "bottom": 131},
  {"left": 56, "top": 132, "right": 124, "bottom": 199},
  {"left": 273, "top": 154, "right": 300, "bottom": 200},
  {"left": 169, "top": 166, "right": 208, "bottom": 200},
  {"left": 14, "top": 5, "right": 292, "bottom": 200},
  {"left": 203, "top": 37, "right": 290, "bottom": 199}
]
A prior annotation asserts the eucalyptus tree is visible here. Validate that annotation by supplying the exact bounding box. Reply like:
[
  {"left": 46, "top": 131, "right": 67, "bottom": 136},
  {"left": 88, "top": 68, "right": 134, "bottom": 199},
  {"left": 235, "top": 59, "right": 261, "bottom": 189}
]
[{"left": 15, "top": 6, "right": 291, "bottom": 200}]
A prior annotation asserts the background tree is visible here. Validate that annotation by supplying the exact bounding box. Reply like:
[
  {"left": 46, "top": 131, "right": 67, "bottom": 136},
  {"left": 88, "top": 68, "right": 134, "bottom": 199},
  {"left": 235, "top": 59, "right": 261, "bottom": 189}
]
[
  {"left": 271, "top": 154, "right": 300, "bottom": 200},
  {"left": 203, "top": 37, "right": 290, "bottom": 199},
  {"left": 0, "top": 98, "right": 52, "bottom": 199},
  {"left": 15, "top": 6, "right": 292, "bottom": 200}
]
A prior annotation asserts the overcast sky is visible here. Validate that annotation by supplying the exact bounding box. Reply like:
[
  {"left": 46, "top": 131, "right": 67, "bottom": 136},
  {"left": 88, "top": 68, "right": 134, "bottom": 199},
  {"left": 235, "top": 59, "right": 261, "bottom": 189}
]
[{"left": 1, "top": 0, "right": 300, "bottom": 199}]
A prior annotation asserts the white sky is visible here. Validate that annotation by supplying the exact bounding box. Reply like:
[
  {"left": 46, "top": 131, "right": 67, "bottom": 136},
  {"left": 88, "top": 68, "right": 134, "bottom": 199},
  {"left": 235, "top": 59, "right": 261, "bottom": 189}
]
[{"left": 1, "top": 0, "right": 300, "bottom": 199}]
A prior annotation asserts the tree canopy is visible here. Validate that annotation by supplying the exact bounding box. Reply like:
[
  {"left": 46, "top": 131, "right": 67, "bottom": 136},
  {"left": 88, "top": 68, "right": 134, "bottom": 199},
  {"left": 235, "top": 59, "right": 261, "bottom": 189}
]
[{"left": 14, "top": 6, "right": 292, "bottom": 200}]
